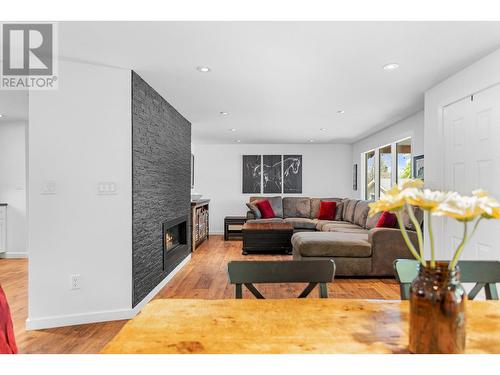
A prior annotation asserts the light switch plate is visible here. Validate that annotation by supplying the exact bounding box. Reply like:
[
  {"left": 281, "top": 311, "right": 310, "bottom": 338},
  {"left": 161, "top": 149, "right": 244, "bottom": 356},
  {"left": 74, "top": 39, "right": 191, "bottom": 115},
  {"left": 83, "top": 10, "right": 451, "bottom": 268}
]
[
  {"left": 41, "top": 181, "right": 57, "bottom": 195},
  {"left": 97, "top": 182, "right": 117, "bottom": 195}
]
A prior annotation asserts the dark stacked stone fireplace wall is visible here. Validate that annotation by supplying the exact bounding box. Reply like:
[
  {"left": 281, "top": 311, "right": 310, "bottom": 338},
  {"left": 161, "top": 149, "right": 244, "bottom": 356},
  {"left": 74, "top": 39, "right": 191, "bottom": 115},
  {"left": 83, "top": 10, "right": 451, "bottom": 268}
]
[{"left": 132, "top": 71, "right": 191, "bottom": 307}]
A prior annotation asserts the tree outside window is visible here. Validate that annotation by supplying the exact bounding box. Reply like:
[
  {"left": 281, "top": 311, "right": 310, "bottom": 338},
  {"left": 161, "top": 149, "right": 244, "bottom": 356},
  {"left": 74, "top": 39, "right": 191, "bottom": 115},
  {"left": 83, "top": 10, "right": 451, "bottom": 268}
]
[{"left": 365, "top": 150, "right": 375, "bottom": 200}]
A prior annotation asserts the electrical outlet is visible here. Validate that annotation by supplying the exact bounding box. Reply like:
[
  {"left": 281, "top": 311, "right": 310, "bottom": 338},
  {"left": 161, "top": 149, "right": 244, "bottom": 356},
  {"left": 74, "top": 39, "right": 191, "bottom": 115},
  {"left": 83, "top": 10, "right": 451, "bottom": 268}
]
[{"left": 70, "top": 274, "right": 81, "bottom": 290}]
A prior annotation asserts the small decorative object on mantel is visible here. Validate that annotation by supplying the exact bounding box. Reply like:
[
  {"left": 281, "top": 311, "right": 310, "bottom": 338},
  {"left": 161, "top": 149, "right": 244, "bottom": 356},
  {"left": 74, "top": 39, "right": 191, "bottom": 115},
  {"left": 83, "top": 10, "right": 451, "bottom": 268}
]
[
  {"left": 191, "top": 193, "right": 203, "bottom": 201},
  {"left": 369, "top": 180, "right": 500, "bottom": 354}
]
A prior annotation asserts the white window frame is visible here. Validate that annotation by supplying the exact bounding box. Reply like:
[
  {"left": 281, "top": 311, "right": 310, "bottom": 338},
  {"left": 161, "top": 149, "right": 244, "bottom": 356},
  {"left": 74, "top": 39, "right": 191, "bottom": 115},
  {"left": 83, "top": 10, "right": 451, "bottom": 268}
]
[
  {"left": 361, "top": 137, "right": 412, "bottom": 201},
  {"left": 395, "top": 137, "right": 413, "bottom": 185},
  {"left": 377, "top": 142, "right": 394, "bottom": 199},
  {"left": 362, "top": 149, "right": 376, "bottom": 201}
]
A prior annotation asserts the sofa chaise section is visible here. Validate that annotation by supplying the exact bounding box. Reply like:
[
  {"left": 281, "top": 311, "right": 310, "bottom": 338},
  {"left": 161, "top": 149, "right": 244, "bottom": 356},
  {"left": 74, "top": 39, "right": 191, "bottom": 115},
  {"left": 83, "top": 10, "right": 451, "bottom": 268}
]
[
  {"left": 292, "top": 226, "right": 418, "bottom": 277},
  {"left": 244, "top": 195, "right": 420, "bottom": 276}
]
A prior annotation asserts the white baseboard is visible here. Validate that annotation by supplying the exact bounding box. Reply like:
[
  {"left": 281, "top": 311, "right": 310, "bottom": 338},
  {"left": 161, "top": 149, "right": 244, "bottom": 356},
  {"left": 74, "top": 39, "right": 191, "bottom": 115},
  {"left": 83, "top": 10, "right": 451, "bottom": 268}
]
[
  {"left": 209, "top": 232, "right": 224, "bottom": 236},
  {"left": 25, "top": 307, "right": 136, "bottom": 330},
  {"left": 0, "top": 252, "right": 28, "bottom": 259},
  {"left": 25, "top": 254, "right": 192, "bottom": 330}
]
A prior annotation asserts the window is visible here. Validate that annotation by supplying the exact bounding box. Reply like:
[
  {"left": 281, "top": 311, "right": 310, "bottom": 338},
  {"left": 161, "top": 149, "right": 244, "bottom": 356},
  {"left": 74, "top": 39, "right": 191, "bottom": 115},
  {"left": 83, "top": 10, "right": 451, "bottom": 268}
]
[
  {"left": 397, "top": 138, "right": 412, "bottom": 184},
  {"left": 362, "top": 137, "right": 412, "bottom": 200},
  {"left": 378, "top": 145, "right": 392, "bottom": 197},
  {"left": 365, "top": 150, "right": 375, "bottom": 200}
]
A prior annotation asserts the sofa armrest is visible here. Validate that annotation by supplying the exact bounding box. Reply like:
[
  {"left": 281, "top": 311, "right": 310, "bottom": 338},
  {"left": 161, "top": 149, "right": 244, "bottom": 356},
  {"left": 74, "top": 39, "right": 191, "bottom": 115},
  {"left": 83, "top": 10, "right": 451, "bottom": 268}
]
[
  {"left": 368, "top": 228, "right": 419, "bottom": 276},
  {"left": 246, "top": 211, "right": 256, "bottom": 220}
]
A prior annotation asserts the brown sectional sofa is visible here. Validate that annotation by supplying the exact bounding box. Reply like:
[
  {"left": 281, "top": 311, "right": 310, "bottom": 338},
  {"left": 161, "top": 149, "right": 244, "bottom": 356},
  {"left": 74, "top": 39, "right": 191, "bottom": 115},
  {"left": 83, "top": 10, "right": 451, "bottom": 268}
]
[{"left": 246, "top": 196, "right": 420, "bottom": 277}]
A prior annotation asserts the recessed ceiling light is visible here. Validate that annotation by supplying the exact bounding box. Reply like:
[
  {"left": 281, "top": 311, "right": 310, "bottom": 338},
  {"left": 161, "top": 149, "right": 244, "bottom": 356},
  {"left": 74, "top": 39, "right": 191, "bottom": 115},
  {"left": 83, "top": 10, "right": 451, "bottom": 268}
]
[
  {"left": 196, "top": 66, "right": 211, "bottom": 73},
  {"left": 320, "top": 128, "right": 327, "bottom": 131},
  {"left": 337, "top": 110, "right": 345, "bottom": 114},
  {"left": 309, "top": 139, "right": 315, "bottom": 143},
  {"left": 383, "top": 63, "right": 400, "bottom": 71},
  {"left": 220, "top": 111, "right": 229, "bottom": 116},
  {"left": 236, "top": 139, "right": 241, "bottom": 143},
  {"left": 229, "top": 128, "right": 236, "bottom": 132}
]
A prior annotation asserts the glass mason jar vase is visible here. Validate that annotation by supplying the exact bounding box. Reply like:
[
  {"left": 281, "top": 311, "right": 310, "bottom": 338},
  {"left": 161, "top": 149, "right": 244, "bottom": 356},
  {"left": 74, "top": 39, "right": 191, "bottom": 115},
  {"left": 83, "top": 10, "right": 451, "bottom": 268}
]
[{"left": 409, "top": 261, "right": 466, "bottom": 354}]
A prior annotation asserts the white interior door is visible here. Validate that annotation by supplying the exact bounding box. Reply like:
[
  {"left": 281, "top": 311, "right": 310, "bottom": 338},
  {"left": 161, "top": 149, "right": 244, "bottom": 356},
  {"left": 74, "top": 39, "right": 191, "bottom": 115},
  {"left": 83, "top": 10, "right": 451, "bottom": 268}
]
[{"left": 443, "top": 84, "right": 500, "bottom": 261}]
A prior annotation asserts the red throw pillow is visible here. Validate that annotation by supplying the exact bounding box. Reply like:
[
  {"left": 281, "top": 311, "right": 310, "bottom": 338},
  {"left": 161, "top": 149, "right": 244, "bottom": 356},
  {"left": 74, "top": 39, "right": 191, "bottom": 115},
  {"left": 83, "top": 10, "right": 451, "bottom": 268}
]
[
  {"left": 255, "top": 199, "right": 276, "bottom": 219},
  {"left": 376, "top": 211, "right": 397, "bottom": 228},
  {"left": 318, "top": 201, "right": 337, "bottom": 220}
]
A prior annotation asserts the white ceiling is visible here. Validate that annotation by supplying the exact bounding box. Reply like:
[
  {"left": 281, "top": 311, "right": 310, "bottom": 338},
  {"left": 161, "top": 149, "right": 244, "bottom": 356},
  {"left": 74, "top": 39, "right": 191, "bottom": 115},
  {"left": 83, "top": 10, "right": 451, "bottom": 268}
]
[{"left": 5, "top": 22, "right": 500, "bottom": 143}]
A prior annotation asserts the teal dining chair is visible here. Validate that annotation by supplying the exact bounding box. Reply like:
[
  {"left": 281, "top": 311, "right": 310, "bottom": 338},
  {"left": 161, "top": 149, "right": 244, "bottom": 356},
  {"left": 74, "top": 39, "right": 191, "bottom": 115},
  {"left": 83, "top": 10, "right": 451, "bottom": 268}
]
[
  {"left": 393, "top": 259, "right": 500, "bottom": 300},
  {"left": 227, "top": 260, "right": 335, "bottom": 299}
]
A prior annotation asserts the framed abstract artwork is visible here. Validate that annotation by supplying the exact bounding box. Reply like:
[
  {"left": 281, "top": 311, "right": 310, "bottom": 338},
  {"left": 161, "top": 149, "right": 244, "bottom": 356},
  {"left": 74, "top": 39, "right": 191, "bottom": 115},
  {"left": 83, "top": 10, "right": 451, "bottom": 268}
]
[
  {"left": 283, "top": 155, "right": 302, "bottom": 194},
  {"left": 413, "top": 155, "right": 424, "bottom": 180},
  {"left": 353, "top": 164, "right": 358, "bottom": 191},
  {"left": 242, "top": 155, "right": 262, "bottom": 193},
  {"left": 263, "top": 155, "right": 282, "bottom": 194}
]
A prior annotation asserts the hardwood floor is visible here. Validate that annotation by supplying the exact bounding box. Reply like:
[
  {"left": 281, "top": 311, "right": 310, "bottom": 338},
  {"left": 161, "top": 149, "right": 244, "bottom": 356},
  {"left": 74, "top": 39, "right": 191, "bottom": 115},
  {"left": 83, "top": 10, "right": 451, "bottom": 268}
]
[{"left": 0, "top": 235, "right": 400, "bottom": 354}]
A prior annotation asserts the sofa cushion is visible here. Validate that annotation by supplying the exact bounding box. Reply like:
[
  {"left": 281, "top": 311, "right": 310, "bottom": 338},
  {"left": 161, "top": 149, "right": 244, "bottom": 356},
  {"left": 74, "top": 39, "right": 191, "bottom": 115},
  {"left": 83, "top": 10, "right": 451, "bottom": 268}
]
[
  {"left": 353, "top": 201, "right": 370, "bottom": 228},
  {"left": 365, "top": 211, "right": 382, "bottom": 229},
  {"left": 246, "top": 202, "right": 262, "bottom": 219},
  {"left": 246, "top": 218, "right": 285, "bottom": 224},
  {"left": 284, "top": 218, "right": 317, "bottom": 230},
  {"left": 341, "top": 198, "right": 351, "bottom": 219},
  {"left": 335, "top": 201, "right": 345, "bottom": 221},
  {"left": 321, "top": 222, "right": 368, "bottom": 233},
  {"left": 310, "top": 198, "right": 341, "bottom": 219},
  {"left": 250, "top": 196, "right": 283, "bottom": 218},
  {"left": 342, "top": 199, "right": 359, "bottom": 223},
  {"left": 401, "top": 206, "right": 424, "bottom": 231},
  {"left": 291, "top": 232, "right": 372, "bottom": 257},
  {"left": 322, "top": 226, "right": 370, "bottom": 235},
  {"left": 283, "top": 197, "right": 311, "bottom": 218},
  {"left": 316, "top": 220, "right": 347, "bottom": 231},
  {"left": 321, "top": 222, "right": 361, "bottom": 230}
]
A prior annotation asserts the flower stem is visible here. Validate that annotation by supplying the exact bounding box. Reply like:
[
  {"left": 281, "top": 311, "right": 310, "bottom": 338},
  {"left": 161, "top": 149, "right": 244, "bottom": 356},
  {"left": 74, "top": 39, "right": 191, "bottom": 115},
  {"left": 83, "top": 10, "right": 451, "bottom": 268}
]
[
  {"left": 470, "top": 217, "right": 483, "bottom": 239},
  {"left": 427, "top": 211, "right": 436, "bottom": 268},
  {"left": 396, "top": 211, "right": 426, "bottom": 266},
  {"left": 449, "top": 221, "right": 468, "bottom": 270},
  {"left": 407, "top": 203, "right": 425, "bottom": 263}
]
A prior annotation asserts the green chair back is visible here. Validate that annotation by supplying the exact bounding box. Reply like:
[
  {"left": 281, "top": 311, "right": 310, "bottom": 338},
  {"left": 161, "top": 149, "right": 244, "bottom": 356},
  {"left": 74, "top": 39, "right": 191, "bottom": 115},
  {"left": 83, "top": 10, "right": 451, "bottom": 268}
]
[
  {"left": 393, "top": 259, "right": 500, "bottom": 300},
  {"left": 227, "top": 260, "right": 335, "bottom": 299}
]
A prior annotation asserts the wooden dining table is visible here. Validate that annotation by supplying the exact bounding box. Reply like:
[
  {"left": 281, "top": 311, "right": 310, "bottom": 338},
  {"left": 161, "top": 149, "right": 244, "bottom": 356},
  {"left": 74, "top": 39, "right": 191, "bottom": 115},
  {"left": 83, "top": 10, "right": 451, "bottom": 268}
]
[{"left": 101, "top": 298, "right": 500, "bottom": 354}]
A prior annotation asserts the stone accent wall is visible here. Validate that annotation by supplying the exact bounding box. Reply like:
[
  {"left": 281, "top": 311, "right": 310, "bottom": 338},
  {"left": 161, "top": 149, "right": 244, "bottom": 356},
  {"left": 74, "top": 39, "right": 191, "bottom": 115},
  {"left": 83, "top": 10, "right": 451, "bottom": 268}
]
[{"left": 132, "top": 71, "right": 191, "bottom": 307}]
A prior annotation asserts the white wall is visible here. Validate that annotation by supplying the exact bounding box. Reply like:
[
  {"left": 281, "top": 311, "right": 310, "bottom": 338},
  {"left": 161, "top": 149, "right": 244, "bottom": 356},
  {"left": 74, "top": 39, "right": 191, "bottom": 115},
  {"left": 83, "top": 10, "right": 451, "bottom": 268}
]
[
  {"left": 193, "top": 144, "right": 353, "bottom": 233},
  {"left": 425, "top": 48, "right": 500, "bottom": 258},
  {"left": 351, "top": 111, "right": 424, "bottom": 198},
  {"left": 0, "top": 120, "right": 28, "bottom": 257},
  {"left": 27, "top": 60, "right": 133, "bottom": 329}
]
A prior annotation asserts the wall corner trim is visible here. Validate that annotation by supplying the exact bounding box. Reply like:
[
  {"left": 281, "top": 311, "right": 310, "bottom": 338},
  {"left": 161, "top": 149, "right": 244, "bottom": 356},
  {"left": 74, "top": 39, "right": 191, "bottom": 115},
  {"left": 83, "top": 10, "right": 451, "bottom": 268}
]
[
  {"left": 131, "top": 254, "right": 191, "bottom": 313},
  {"left": 25, "top": 255, "right": 191, "bottom": 330}
]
